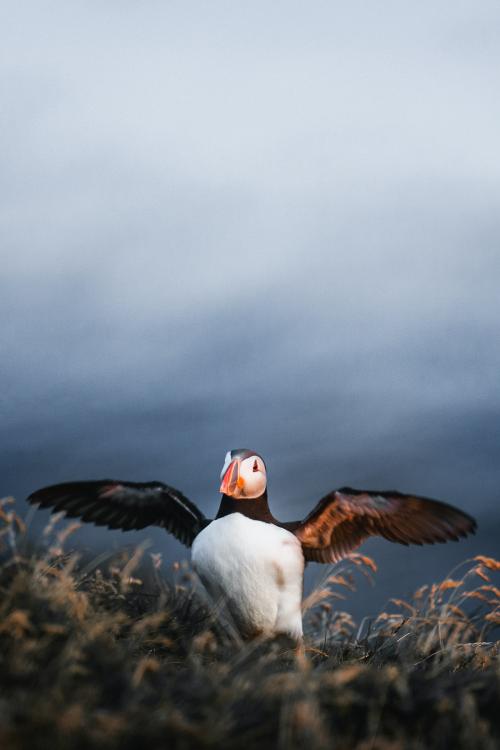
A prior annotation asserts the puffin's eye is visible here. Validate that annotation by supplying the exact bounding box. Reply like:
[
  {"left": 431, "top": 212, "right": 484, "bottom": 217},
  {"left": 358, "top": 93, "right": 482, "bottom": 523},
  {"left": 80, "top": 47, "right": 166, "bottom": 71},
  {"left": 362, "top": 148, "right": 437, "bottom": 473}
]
[{"left": 253, "top": 459, "right": 259, "bottom": 472}]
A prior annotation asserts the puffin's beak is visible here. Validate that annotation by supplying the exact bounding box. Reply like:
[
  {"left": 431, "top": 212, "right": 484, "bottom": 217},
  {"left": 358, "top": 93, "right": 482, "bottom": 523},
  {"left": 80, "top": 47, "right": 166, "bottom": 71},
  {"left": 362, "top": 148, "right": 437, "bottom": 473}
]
[{"left": 219, "top": 459, "right": 244, "bottom": 495}]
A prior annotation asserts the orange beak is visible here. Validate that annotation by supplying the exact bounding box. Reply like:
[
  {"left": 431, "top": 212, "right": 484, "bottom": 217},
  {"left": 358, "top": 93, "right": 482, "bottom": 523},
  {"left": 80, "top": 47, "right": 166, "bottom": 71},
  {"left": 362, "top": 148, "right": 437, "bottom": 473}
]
[{"left": 219, "top": 459, "right": 245, "bottom": 495}]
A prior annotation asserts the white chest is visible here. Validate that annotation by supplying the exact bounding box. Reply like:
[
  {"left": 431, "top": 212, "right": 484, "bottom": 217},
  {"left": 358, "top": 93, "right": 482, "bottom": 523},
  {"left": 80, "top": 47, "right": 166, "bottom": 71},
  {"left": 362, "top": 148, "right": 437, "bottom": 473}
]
[{"left": 191, "top": 513, "right": 305, "bottom": 639}]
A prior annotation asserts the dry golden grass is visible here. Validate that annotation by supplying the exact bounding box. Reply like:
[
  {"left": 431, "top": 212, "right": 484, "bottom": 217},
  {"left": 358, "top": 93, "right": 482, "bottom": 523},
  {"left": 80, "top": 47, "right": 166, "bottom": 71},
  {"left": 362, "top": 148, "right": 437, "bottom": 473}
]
[{"left": 0, "top": 497, "right": 498, "bottom": 750}]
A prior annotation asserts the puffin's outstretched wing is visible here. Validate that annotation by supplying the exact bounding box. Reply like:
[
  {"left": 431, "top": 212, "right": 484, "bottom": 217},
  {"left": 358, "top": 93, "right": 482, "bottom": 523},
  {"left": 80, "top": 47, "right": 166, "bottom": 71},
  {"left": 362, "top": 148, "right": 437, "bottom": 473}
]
[
  {"left": 27, "top": 480, "right": 207, "bottom": 547},
  {"left": 290, "top": 487, "right": 477, "bottom": 563}
]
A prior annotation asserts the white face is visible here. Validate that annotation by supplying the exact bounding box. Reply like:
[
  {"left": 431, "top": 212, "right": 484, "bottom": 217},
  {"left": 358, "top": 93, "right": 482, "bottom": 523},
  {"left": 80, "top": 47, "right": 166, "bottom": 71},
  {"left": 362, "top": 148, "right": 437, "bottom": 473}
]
[
  {"left": 219, "top": 453, "right": 267, "bottom": 499},
  {"left": 238, "top": 455, "right": 267, "bottom": 499}
]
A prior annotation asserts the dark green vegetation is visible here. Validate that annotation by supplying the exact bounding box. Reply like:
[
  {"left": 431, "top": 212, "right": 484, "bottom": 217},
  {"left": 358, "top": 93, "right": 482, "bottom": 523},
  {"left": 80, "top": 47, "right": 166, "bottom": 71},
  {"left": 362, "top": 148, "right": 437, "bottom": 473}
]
[{"left": 0, "top": 497, "right": 499, "bottom": 750}]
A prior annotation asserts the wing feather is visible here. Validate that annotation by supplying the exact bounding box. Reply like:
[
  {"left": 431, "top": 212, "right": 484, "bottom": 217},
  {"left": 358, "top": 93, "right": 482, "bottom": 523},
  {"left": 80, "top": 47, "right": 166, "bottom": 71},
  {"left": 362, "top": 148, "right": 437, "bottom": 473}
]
[
  {"left": 27, "top": 479, "right": 207, "bottom": 547},
  {"left": 292, "top": 486, "right": 477, "bottom": 563}
]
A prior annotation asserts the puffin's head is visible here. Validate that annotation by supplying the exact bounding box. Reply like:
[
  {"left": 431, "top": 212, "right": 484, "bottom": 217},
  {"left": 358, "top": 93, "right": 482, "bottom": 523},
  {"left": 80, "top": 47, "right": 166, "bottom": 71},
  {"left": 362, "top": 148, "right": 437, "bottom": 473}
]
[{"left": 219, "top": 448, "right": 267, "bottom": 499}]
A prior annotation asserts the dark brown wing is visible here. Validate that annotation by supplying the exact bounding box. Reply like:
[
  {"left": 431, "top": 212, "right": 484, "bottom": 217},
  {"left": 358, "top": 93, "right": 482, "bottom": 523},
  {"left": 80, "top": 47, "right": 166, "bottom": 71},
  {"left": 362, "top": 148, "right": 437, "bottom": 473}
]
[
  {"left": 27, "top": 479, "right": 208, "bottom": 547},
  {"left": 291, "top": 487, "right": 477, "bottom": 563}
]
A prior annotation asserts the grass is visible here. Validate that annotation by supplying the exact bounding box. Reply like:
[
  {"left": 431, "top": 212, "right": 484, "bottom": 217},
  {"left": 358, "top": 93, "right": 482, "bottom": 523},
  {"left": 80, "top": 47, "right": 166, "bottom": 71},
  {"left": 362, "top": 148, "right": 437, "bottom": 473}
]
[{"left": 0, "top": 496, "right": 499, "bottom": 750}]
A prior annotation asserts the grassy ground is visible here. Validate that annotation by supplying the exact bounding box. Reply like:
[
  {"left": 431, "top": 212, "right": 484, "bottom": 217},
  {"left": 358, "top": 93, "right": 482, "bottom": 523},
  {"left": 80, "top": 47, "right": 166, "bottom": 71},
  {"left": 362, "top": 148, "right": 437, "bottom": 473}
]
[{"left": 0, "top": 497, "right": 499, "bottom": 750}]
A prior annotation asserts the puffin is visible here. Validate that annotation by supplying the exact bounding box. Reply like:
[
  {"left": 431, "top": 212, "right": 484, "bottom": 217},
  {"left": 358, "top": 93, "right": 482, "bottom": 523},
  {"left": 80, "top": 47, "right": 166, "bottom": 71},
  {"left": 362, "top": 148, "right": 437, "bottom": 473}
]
[{"left": 27, "top": 448, "right": 476, "bottom": 640}]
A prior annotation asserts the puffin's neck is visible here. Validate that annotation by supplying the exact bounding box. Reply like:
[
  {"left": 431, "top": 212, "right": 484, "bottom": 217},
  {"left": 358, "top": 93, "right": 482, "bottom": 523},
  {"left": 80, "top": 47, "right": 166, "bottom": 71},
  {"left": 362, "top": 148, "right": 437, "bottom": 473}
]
[{"left": 215, "top": 491, "right": 276, "bottom": 523}]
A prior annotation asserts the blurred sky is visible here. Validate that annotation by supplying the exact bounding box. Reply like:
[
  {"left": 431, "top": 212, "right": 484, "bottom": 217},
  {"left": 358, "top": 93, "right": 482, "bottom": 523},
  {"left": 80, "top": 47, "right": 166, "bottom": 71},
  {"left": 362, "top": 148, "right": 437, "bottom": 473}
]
[{"left": 2, "top": 2, "right": 499, "bottom": 614}]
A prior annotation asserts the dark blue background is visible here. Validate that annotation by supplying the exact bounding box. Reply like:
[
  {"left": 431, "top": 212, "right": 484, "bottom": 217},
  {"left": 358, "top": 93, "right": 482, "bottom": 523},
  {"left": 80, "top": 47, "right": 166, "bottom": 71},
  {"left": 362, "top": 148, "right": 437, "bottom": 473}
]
[{"left": 2, "top": 2, "right": 499, "bottom": 618}]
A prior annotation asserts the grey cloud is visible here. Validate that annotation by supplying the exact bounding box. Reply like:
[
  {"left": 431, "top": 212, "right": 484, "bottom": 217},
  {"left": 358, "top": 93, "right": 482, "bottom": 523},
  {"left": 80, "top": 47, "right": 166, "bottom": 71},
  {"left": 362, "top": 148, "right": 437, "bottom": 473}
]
[{"left": 1, "top": 1, "right": 499, "bottom": 617}]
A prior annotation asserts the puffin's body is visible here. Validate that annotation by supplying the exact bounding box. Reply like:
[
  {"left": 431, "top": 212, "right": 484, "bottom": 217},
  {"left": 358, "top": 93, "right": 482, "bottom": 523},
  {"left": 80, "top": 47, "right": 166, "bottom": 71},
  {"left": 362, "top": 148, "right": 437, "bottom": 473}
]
[
  {"left": 192, "top": 514, "right": 304, "bottom": 638},
  {"left": 27, "top": 447, "right": 477, "bottom": 640}
]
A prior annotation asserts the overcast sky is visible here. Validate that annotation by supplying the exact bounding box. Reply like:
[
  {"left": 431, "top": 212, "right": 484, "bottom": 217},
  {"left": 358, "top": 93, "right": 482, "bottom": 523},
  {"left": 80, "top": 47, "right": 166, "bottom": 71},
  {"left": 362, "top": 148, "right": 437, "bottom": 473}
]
[{"left": 2, "top": 2, "right": 499, "bottom": 611}]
